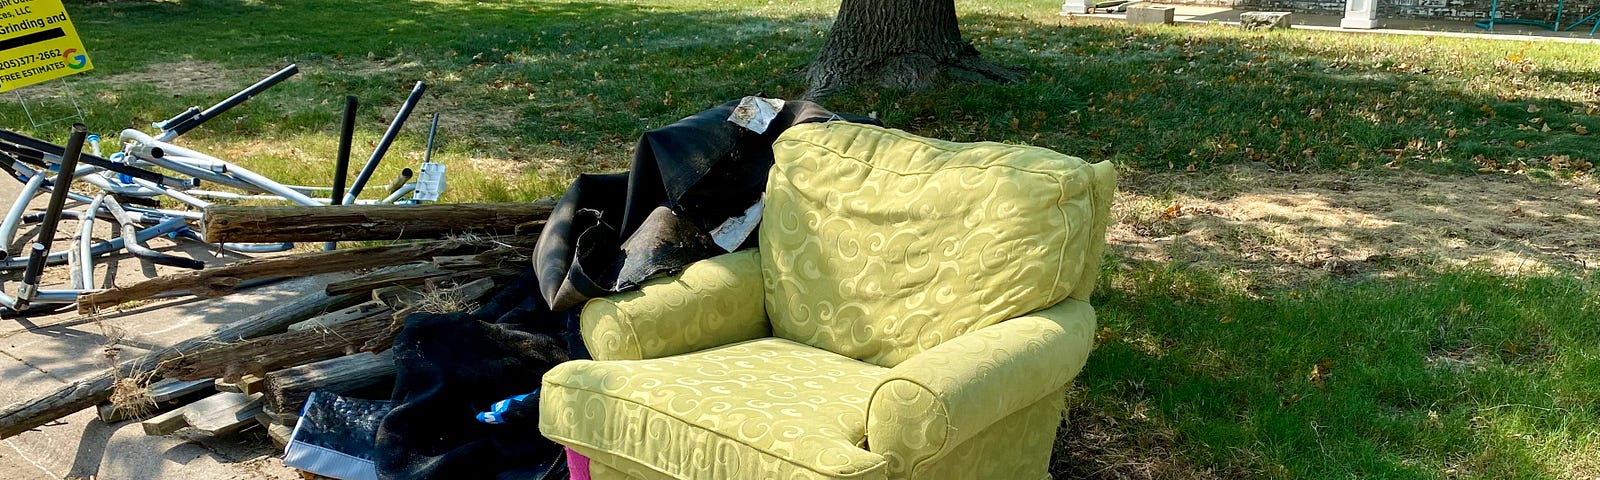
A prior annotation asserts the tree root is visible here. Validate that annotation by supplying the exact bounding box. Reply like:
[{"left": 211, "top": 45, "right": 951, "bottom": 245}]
[{"left": 804, "top": 45, "right": 1025, "bottom": 100}]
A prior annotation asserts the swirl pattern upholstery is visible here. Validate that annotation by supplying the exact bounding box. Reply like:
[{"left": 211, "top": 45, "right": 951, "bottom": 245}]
[
  {"left": 540, "top": 122, "right": 1115, "bottom": 479},
  {"left": 581, "top": 249, "right": 770, "bottom": 362}
]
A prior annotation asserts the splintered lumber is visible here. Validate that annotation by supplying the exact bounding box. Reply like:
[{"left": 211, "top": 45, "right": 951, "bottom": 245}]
[
  {"left": 257, "top": 410, "right": 294, "bottom": 450},
  {"left": 215, "top": 375, "right": 267, "bottom": 395},
  {"left": 181, "top": 392, "right": 264, "bottom": 436},
  {"left": 288, "top": 301, "right": 392, "bottom": 332},
  {"left": 236, "top": 375, "right": 268, "bottom": 395},
  {"left": 78, "top": 238, "right": 490, "bottom": 313},
  {"left": 324, "top": 263, "right": 453, "bottom": 296},
  {"left": 323, "top": 261, "right": 522, "bottom": 297},
  {"left": 0, "top": 291, "right": 365, "bottom": 439},
  {"left": 165, "top": 277, "right": 501, "bottom": 381},
  {"left": 142, "top": 392, "right": 265, "bottom": 437},
  {"left": 264, "top": 351, "right": 395, "bottom": 415},
  {"left": 148, "top": 378, "right": 217, "bottom": 402},
  {"left": 160, "top": 308, "right": 398, "bottom": 381},
  {"left": 374, "top": 276, "right": 498, "bottom": 310},
  {"left": 141, "top": 407, "right": 190, "bottom": 436},
  {"left": 202, "top": 201, "right": 555, "bottom": 243},
  {"left": 95, "top": 378, "right": 217, "bottom": 423}
]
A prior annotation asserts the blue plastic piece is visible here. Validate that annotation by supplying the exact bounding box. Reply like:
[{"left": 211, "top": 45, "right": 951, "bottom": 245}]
[{"left": 476, "top": 390, "right": 538, "bottom": 425}]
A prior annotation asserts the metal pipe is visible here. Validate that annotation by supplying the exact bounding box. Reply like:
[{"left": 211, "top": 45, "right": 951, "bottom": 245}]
[
  {"left": 344, "top": 81, "right": 426, "bottom": 205},
  {"left": 0, "top": 173, "right": 46, "bottom": 259},
  {"left": 328, "top": 95, "right": 358, "bottom": 251},
  {"left": 104, "top": 197, "right": 205, "bottom": 270},
  {"left": 75, "top": 194, "right": 108, "bottom": 288},
  {"left": 159, "top": 64, "right": 299, "bottom": 140},
  {"left": 380, "top": 182, "right": 417, "bottom": 204},
  {"left": 130, "top": 177, "right": 211, "bottom": 209},
  {"left": 384, "top": 168, "right": 413, "bottom": 194},
  {"left": 153, "top": 106, "right": 200, "bottom": 132},
  {"left": 18, "top": 124, "right": 88, "bottom": 307},
  {"left": 0, "top": 217, "right": 190, "bottom": 270},
  {"left": 173, "top": 229, "right": 292, "bottom": 253},
  {"left": 0, "top": 130, "right": 175, "bottom": 186},
  {"left": 122, "top": 129, "right": 322, "bottom": 206}
]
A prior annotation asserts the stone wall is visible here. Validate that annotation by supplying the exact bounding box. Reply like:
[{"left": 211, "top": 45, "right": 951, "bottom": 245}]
[{"left": 1176, "top": 0, "right": 1597, "bottom": 22}]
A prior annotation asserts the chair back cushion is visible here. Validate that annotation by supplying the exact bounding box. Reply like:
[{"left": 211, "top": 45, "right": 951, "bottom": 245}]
[{"left": 761, "top": 122, "right": 1113, "bottom": 367}]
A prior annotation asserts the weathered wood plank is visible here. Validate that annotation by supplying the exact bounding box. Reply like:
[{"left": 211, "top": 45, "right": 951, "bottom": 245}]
[
  {"left": 202, "top": 201, "right": 554, "bottom": 243},
  {"left": 264, "top": 351, "right": 395, "bottom": 415},
  {"left": 78, "top": 238, "right": 493, "bottom": 313},
  {"left": 181, "top": 392, "right": 263, "bottom": 436}
]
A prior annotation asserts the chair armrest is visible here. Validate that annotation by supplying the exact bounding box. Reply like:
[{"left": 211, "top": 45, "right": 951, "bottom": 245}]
[
  {"left": 865, "top": 298, "right": 1096, "bottom": 475},
  {"left": 579, "top": 249, "right": 770, "bottom": 361}
]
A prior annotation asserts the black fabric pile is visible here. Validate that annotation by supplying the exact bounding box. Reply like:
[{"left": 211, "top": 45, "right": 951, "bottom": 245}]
[{"left": 352, "top": 99, "right": 878, "bottom": 480}]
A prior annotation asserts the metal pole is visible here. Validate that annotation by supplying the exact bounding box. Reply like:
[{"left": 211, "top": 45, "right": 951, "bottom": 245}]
[
  {"left": 159, "top": 64, "right": 300, "bottom": 140},
  {"left": 18, "top": 123, "right": 87, "bottom": 308},
  {"left": 326, "top": 95, "right": 358, "bottom": 251},
  {"left": 344, "top": 81, "right": 426, "bottom": 206}
]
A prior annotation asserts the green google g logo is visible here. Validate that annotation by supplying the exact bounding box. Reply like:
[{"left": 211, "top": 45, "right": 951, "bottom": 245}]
[{"left": 63, "top": 49, "right": 86, "bottom": 69}]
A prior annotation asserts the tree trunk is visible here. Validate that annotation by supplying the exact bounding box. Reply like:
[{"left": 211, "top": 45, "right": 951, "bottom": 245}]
[{"left": 805, "top": 0, "right": 1022, "bottom": 98}]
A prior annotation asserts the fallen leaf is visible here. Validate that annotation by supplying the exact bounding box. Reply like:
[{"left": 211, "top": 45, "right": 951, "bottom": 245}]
[
  {"left": 1514, "top": 140, "right": 1528, "bottom": 148},
  {"left": 1309, "top": 360, "right": 1334, "bottom": 388},
  {"left": 1220, "top": 315, "right": 1234, "bottom": 324},
  {"left": 1576, "top": 124, "right": 1590, "bottom": 135},
  {"left": 1530, "top": 117, "right": 1543, "bottom": 124},
  {"left": 1526, "top": 104, "right": 1540, "bottom": 113},
  {"left": 1162, "top": 203, "right": 1183, "bottom": 220},
  {"left": 1542, "top": 123, "right": 1552, "bottom": 132}
]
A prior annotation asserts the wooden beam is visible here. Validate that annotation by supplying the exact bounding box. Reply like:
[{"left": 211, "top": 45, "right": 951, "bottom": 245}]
[
  {"left": 163, "top": 276, "right": 500, "bottom": 382},
  {"left": 287, "top": 301, "right": 392, "bottom": 332},
  {"left": 141, "top": 407, "right": 189, "bottom": 436},
  {"left": 159, "top": 309, "right": 397, "bottom": 382},
  {"left": 78, "top": 238, "right": 493, "bottom": 314},
  {"left": 264, "top": 351, "right": 395, "bottom": 415},
  {"left": 201, "top": 201, "right": 554, "bottom": 243},
  {"left": 323, "top": 263, "right": 451, "bottom": 296},
  {"left": 0, "top": 291, "right": 365, "bottom": 439},
  {"left": 181, "top": 392, "right": 264, "bottom": 436}
]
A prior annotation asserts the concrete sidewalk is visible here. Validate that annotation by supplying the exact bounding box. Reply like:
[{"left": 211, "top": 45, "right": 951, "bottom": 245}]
[
  {"left": 0, "top": 177, "right": 304, "bottom": 479},
  {"left": 1078, "top": 3, "right": 1600, "bottom": 44},
  {"left": 0, "top": 279, "right": 318, "bottom": 480}
]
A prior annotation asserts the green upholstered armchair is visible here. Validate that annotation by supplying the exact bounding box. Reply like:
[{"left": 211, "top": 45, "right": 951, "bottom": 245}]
[{"left": 539, "top": 122, "right": 1115, "bottom": 480}]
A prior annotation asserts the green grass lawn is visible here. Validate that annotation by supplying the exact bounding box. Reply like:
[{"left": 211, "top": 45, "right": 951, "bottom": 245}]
[{"left": 7, "top": 1, "right": 1599, "bottom": 478}]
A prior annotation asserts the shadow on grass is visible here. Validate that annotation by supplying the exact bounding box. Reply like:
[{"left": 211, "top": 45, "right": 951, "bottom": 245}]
[
  {"left": 14, "top": 2, "right": 1594, "bottom": 180},
  {"left": 1056, "top": 264, "right": 1599, "bottom": 479}
]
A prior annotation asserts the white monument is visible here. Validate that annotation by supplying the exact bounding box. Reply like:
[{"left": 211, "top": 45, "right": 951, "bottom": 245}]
[{"left": 1342, "top": 0, "right": 1379, "bottom": 28}]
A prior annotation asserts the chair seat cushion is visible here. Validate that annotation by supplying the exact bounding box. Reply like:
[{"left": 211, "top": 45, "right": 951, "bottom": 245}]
[{"left": 540, "top": 337, "right": 890, "bottom": 480}]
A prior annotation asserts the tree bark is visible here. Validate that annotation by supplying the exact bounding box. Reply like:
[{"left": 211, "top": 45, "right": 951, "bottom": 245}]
[
  {"left": 806, "top": 0, "right": 1022, "bottom": 98},
  {"left": 202, "top": 201, "right": 554, "bottom": 243}
]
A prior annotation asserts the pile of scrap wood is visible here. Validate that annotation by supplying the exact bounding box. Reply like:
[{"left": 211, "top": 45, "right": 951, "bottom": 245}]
[{"left": 0, "top": 201, "right": 552, "bottom": 458}]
